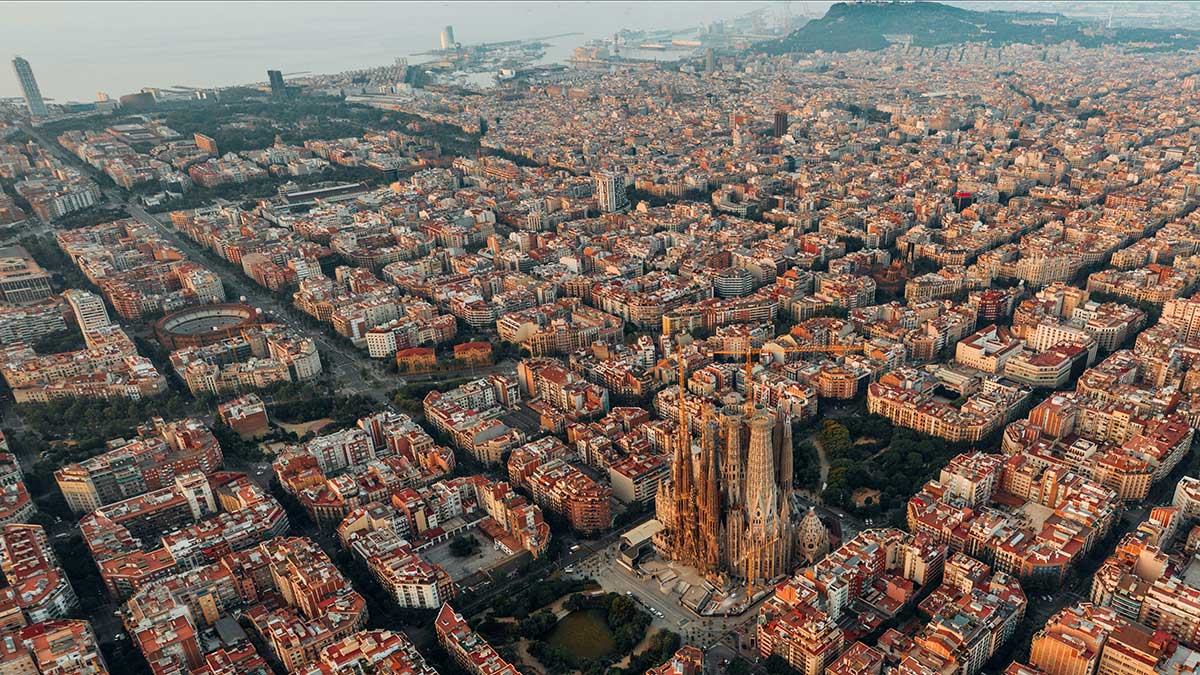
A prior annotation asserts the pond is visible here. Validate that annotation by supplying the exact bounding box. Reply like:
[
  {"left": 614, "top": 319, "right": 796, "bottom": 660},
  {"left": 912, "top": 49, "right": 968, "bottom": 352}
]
[{"left": 546, "top": 609, "right": 616, "bottom": 662}]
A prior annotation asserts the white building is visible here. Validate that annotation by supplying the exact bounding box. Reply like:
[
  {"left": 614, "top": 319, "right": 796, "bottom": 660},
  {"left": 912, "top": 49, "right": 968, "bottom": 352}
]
[
  {"left": 0, "top": 302, "right": 67, "bottom": 344},
  {"left": 595, "top": 172, "right": 629, "bottom": 213},
  {"left": 955, "top": 325, "right": 1023, "bottom": 374},
  {"left": 63, "top": 289, "right": 111, "bottom": 333},
  {"left": 1174, "top": 476, "right": 1200, "bottom": 523},
  {"left": 304, "top": 428, "right": 375, "bottom": 473},
  {"left": 1028, "top": 321, "right": 1097, "bottom": 363}
]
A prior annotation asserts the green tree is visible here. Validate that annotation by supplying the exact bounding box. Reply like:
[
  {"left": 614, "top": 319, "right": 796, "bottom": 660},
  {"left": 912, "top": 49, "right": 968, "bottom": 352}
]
[
  {"left": 765, "top": 654, "right": 798, "bottom": 674},
  {"left": 818, "top": 419, "right": 852, "bottom": 459},
  {"left": 449, "top": 535, "right": 480, "bottom": 558},
  {"left": 518, "top": 610, "right": 558, "bottom": 638},
  {"left": 726, "top": 659, "right": 753, "bottom": 675}
]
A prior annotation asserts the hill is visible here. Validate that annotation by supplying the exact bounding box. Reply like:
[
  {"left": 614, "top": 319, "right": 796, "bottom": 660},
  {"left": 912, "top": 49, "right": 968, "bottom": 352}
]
[{"left": 757, "top": 1, "right": 1200, "bottom": 54}]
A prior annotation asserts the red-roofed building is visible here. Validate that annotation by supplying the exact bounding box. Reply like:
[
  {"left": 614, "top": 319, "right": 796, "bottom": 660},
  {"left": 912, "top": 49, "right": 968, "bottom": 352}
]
[
  {"left": 397, "top": 347, "right": 437, "bottom": 372},
  {"left": 454, "top": 341, "right": 493, "bottom": 366},
  {"left": 435, "top": 604, "right": 520, "bottom": 675}
]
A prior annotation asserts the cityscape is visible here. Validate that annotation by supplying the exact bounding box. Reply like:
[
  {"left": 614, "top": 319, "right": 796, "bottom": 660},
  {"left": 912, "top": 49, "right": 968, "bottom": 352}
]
[{"left": 5, "top": 1, "right": 1200, "bottom": 675}]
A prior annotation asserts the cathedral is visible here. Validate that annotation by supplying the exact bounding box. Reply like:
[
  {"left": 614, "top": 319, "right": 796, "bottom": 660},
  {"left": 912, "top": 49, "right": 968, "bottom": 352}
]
[{"left": 654, "top": 400, "right": 801, "bottom": 587}]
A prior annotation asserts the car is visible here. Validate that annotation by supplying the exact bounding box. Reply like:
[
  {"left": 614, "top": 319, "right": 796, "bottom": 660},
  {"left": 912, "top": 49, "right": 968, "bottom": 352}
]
[{"left": 564, "top": 566, "right": 574, "bottom": 573}]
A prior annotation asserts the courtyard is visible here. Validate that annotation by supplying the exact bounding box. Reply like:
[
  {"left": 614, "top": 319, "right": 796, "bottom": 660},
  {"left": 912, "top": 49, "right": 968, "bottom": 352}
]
[{"left": 422, "top": 528, "right": 526, "bottom": 587}]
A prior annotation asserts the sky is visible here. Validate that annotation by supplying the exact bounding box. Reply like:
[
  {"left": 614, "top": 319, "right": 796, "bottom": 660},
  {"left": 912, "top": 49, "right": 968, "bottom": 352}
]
[
  {"left": 5, "top": 2, "right": 1193, "bottom": 103},
  {"left": 1, "top": 1, "right": 791, "bottom": 102}
]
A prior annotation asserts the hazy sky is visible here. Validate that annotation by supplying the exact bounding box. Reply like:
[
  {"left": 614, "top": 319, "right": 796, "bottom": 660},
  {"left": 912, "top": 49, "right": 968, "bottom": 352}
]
[{"left": 2, "top": 1, "right": 791, "bottom": 101}]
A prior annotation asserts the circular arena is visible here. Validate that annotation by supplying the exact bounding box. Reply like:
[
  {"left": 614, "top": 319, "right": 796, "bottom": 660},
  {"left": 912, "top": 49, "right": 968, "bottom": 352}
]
[{"left": 154, "top": 303, "right": 262, "bottom": 350}]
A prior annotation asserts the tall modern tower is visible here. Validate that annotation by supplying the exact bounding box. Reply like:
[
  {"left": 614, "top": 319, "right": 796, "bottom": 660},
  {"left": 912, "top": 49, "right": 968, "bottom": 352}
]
[
  {"left": 63, "top": 289, "right": 110, "bottom": 334},
  {"left": 774, "top": 110, "right": 790, "bottom": 137},
  {"left": 267, "top": 70, "right": 285, "bottom": 97},
  {"left": 11, "top": 56, "right": 48, "bottom": 117},
  {"left": 595, "top": 172, "right": 629, "bottom": 213}
]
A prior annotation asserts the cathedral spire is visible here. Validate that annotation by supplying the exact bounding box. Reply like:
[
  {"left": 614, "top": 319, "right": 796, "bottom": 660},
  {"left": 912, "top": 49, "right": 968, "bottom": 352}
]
[
  {"left": 699, "top": 414, "right": 722, "bottom": 573},
  {"left": 744, "top": 405, "right": 778, "bottom": 519},
  {"left": 657, "top": 397, "right": 797, "bottom": 586},
  {"left": 774, "top": 406, "right": 794, "bottom": 496},
  {"left": 720, "top": 403, "right": 746, "bottom": 509}
]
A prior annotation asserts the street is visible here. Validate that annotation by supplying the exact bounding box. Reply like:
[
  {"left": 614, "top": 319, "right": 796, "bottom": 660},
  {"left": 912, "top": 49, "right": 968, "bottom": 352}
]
[
  {"left": 14, "top": 97, "right": 1184, "bottom": 675},
  {"left": 18, "top": 122, "right": 393, "bottom": 404},
  {"left": 125, "top": 200, "right": 397, "bottom": 402},
  {"left": 456, "top": 513, "right": 653, "bottom": 616},
  {"left": 564, "top": 533, "right": 771, "bottom": 656}
]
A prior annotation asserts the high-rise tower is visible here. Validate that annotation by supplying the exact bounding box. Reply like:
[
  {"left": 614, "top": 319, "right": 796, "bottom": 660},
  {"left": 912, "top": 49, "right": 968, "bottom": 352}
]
[
  {"left": 267, "top": 70, "right": 285, "bottom": 97},
  {"left": 63, "top": 289, "right": 110, "bottom": 334},
  {"left": 774, "top": 110, "right": 789, "bottom": 137},
  {"left": 595, "top": 172, "right": 629, "bottom": 213},
  {"left": 12, "top": 56, "right": 48, "bottom": 117}
]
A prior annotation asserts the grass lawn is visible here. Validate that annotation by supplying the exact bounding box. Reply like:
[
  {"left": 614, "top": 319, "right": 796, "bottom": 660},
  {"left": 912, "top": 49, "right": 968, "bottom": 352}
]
[{"left": 547, "top": 609, "right": 616, "bottom": 662}]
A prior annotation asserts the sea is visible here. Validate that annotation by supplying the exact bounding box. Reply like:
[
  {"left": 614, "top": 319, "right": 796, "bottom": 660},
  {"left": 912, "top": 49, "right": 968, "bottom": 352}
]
[{"left": 2, "top": 1, "right": 771, "bottom": 102}]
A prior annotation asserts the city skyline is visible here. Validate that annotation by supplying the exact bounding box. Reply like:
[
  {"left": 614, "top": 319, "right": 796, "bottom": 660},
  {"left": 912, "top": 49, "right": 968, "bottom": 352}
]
[
  {"left": 1, "top": 1, "right": 768, "bottom": 101},
  {"left": 3, "top": 1, "right": 1200, "bottom": 674},
  {"left": 9, "top": 1, "right": 1193, "bottom": 103},
  {"left": 11, "top": 56, "right": 46, "bottom": 118}
]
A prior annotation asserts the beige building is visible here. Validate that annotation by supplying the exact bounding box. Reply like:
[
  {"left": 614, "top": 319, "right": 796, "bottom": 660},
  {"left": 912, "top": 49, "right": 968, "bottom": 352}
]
[
  {"left": 0, "top": 246, "right": 52, "bottom": 305},
  {"left": 63, "top": 289, "right": 110, "bottom": 334}
]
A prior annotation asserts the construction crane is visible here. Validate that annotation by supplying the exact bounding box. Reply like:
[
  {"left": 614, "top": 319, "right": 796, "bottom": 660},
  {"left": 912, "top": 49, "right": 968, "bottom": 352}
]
[
  {"left": 711, "top": 342, "right": 869, "bottom": 409},
  {"left": 673, "top": 341, "right": 868, "bottom": 440}
]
